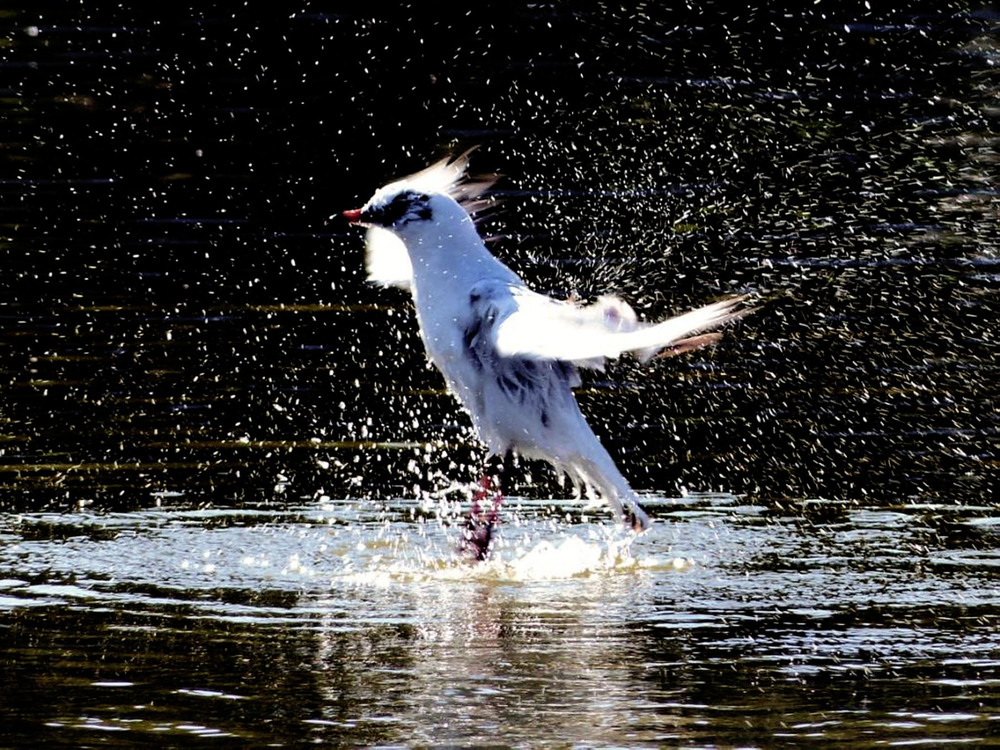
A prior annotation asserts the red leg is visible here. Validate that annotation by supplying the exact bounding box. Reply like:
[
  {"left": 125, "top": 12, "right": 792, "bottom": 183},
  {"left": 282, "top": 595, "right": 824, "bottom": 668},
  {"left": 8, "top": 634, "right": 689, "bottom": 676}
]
[
  {"left": 462, "top": 472, "right": 504, "bottom": 561},
  {"left": 471, "top": 474, "right": 503, "bottom": 522}
]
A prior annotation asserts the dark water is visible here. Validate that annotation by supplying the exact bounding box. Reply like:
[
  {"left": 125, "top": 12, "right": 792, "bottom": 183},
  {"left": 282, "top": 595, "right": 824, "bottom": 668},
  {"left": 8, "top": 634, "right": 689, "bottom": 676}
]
[
  {"left": 2, "top": 496, "right": 999, "bottom": 746},
  {"left": 1, "top": 3, "right": 998, "bottom": 747}
]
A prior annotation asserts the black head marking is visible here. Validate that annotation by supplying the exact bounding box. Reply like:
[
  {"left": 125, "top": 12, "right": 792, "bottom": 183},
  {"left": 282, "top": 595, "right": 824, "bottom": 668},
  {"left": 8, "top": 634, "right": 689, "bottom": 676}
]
[{"left": 365, "top": 189, "right": 433, "bottom": 228}]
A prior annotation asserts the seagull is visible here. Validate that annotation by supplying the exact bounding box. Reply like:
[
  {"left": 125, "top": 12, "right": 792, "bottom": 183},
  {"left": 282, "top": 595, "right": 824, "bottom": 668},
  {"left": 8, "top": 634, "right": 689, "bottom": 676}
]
[{"left": 343, "top": 150, "right": 747, "bottom": 559}]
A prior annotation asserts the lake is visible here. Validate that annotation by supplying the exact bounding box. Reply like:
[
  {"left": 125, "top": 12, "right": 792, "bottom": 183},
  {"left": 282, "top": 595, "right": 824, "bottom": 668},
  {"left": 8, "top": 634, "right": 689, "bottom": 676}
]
[{"left": 1, "top": 3, "right": 997, "bottom": 746}]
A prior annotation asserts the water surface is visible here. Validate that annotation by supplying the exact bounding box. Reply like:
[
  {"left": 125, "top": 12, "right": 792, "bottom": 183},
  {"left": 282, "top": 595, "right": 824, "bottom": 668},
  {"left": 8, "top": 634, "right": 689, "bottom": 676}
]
[{"left": 2, "top": 496, "right": 998, "bottom": 746}]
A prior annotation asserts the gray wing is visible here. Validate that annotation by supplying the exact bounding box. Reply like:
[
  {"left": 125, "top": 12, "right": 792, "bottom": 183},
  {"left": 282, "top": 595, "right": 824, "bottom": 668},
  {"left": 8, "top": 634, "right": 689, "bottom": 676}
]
[{"left": 464, "top": 282, "right": 581, "bottom": 424}]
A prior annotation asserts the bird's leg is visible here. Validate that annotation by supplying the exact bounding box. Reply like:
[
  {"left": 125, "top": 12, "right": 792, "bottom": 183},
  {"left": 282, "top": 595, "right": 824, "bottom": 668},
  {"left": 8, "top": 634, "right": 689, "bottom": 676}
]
[
  {"left": 472, "top": 473, "right": 503, "bottom": 525},
  {"left": 461, "top": 455, "right": 506, "bottom": 561}
]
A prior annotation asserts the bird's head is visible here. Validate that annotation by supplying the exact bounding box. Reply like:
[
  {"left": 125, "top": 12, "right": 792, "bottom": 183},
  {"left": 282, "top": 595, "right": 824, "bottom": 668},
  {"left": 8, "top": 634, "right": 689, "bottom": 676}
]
[
  {"left": 342, "top": 148, "right": 498, "bottom": 236},
  {"left": 342, "top": 150, "right": 499, "bottom": 288},
  {"left": 343, "top": 186, "right": 446, "bottom": 232}
]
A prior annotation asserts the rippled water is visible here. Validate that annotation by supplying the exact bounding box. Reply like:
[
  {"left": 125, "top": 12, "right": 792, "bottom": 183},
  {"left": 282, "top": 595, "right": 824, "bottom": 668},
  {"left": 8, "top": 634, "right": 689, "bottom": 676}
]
[
  {"left": 2, "top": 496, "right": 999, "bottom": 745},
  {"left": 2, "top": 2, "right": 998, "bottom": 747}
]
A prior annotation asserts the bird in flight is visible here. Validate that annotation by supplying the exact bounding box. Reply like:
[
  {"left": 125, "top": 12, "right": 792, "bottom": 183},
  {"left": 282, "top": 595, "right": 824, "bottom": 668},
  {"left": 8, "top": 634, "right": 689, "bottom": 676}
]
[{"left": 344, "top": 150, "right": 748, "bottom": 559}]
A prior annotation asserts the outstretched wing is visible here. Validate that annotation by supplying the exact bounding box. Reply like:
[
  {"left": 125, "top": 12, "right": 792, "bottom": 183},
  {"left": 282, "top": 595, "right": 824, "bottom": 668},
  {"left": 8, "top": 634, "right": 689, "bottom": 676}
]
[
  {"left": 472, "top": 280, "right": 748, "bottom": 369},
  {"left": 365, "top": 148, "right": 499, "bottom": 290}
]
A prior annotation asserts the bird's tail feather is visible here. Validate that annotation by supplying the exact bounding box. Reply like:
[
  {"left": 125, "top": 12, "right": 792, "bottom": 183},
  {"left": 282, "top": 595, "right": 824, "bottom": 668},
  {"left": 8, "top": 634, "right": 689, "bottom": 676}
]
[{"left": 635, "top": 295, "right": 751, "bottom": 363}]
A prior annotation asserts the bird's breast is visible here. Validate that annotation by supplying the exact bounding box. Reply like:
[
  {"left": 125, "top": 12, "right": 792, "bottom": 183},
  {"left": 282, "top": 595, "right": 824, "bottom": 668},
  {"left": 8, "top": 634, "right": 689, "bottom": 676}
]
[{"left": 411, "top": 283, "right": 470, "bottom": 363}]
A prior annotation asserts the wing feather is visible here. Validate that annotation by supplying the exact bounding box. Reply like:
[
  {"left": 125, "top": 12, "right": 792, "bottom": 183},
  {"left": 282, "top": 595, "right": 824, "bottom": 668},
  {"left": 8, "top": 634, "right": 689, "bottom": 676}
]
[
  {"left": 364, "top": 226, "right": 413, "bottom": 289},
  {"left": 490, "top": 285, "right": 748, "bottom": 367}
]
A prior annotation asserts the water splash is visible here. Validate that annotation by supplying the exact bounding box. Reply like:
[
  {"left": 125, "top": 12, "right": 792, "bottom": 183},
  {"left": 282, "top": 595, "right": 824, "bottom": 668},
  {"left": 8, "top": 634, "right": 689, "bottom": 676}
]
[{"left": 334, "top": 503, "right": 694, "bottom": 586}]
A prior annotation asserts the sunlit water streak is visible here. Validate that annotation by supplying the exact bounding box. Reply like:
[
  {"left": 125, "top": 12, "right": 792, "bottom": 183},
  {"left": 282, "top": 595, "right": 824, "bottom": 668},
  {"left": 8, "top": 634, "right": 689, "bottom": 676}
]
[{"left": 1, "top": 498, "right": 678, "bottom": 609}]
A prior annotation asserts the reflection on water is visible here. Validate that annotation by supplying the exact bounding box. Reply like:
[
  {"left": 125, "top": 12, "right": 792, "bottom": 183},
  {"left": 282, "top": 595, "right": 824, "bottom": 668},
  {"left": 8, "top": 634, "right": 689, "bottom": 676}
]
[{"left": 1, "top": 495, "right": 997, "bottom": 746}]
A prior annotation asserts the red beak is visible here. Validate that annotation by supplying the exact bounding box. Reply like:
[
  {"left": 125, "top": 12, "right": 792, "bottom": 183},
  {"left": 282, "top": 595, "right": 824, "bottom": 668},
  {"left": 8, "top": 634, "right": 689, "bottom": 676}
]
[{"left": 343, "top": 208, "right": 363, "bottom": 223}]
